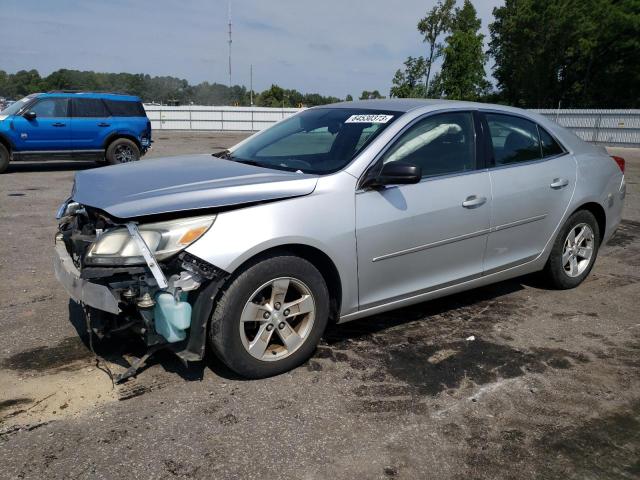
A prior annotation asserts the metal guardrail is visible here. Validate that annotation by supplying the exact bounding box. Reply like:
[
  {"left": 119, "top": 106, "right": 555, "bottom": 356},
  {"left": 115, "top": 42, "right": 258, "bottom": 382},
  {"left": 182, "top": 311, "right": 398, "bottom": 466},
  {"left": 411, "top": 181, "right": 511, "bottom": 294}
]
[{"left": 144, "top": 105, "right": 640, "bottom": 147}]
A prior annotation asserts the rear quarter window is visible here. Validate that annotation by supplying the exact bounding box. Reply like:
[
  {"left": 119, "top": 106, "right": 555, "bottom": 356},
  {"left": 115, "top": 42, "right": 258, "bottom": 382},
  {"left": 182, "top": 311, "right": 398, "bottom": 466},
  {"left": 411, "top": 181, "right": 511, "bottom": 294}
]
[{"left": 104, "top": 100, "right": 146, "bottom": 117}]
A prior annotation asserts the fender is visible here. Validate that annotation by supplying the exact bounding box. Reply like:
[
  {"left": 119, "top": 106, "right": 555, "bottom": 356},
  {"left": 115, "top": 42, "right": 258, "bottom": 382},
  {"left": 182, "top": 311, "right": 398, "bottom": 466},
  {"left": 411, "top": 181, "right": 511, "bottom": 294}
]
[
  {"left": 0, "top": 131, "right": 16, "bottom": 151},
  {"left": 103, "top": 130, "right": 142, "bottom": 150}
]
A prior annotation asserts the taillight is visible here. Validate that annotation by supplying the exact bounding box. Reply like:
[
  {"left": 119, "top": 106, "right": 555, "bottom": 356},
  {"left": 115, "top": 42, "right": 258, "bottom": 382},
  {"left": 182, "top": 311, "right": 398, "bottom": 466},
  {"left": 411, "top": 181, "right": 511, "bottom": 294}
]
[{"left": 611, "top": 155, "right": 625, "bottom": 173}]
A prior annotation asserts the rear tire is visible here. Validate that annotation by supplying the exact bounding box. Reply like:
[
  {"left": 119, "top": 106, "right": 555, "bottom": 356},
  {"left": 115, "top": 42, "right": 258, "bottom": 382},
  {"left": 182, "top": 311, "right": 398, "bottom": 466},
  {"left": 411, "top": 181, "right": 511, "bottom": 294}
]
[
  {"left": 208, "top": 253, "right": 330, "bottom": 379},
  {"left": 542, "top": 210, "right": 600, "bottom": 289},
  {"left": 0, "top": 143, "right": 10, "bottom": 173},
  {"left": 105, "top": 138, "right": 140, "bottom": 165}
]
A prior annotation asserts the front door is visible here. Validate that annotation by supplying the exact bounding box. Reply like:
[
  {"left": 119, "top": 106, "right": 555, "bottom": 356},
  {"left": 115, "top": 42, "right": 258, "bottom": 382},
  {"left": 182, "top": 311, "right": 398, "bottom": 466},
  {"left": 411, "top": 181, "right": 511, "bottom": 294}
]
[
  {"left": 12, "top": 97, "right": 71, "bottom": 151},
  {"left": 481, "top": 112, "right": 576, "bottom": 273},
  {"left": 356, "top": 111, "right": 491, "bottom": 310}
]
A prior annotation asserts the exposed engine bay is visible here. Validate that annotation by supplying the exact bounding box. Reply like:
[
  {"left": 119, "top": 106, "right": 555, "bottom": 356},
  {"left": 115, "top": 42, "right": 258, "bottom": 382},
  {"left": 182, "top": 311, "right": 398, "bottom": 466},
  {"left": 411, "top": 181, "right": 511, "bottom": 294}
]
[{"left": 54, "top": 201, "right": 228, "bottom": 380}]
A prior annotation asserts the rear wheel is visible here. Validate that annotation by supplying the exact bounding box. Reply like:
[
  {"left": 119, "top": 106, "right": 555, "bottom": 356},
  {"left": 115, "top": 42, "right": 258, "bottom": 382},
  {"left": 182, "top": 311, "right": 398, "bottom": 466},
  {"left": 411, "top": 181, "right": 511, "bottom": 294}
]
[
  {"left": 209, "top": 254, "right": 330, "bottom": 378},
  {"left": 542, "top": 210, "right": 600, "bottom": 289},
  {"left": 106, "top": 138, "right": 140, "bottom": 165},
  {"left": 0, "top": 143, "right": 10, "bottom": 173}
]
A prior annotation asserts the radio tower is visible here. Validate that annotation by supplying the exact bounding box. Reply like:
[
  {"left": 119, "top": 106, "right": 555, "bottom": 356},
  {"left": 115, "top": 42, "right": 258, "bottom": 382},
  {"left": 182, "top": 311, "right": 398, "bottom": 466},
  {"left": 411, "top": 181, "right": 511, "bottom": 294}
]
[{"left": 227, "top": 1, "right": 232, "bottom": 90}]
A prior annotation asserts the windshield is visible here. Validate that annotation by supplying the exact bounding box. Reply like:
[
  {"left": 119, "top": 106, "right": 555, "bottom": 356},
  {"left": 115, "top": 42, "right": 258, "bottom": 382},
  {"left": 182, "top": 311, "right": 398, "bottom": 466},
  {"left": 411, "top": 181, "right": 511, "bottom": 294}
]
[
  {"left": 226, "top": 108, "right": 400, "bottom": 174},
  {"left": 0, "top": 95, "right": 38, "bottom": 116}
]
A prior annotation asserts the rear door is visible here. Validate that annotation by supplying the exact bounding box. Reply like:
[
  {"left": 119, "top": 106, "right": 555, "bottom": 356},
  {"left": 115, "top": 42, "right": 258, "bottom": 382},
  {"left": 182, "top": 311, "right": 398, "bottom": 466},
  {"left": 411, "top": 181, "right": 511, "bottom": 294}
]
[
  {"left": 355, "top": 111, "right": 492, "bottom": 309},
  {"left": 70, "top": 97, "right": 112, "bottom": 151},
  {"left": 482, "top": 112, "right": 576, "bottom": 273},
  {"left": 12, "top": 97, "right": 71, "bottom": 151}
]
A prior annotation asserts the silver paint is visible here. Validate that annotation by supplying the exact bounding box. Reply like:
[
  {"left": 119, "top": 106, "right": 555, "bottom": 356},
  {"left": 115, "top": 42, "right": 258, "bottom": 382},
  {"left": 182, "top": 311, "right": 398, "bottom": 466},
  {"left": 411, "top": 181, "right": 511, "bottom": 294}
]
[{"left": 69, "top": 99, "right": 625, "bottom": 323}]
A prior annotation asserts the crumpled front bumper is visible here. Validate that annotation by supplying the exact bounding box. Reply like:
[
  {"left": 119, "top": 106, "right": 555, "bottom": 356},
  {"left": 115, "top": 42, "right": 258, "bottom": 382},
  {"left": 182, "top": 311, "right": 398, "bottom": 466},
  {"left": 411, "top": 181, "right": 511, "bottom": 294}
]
[{"left": 53, "top": 237, "right": 120, "bottom": 314}]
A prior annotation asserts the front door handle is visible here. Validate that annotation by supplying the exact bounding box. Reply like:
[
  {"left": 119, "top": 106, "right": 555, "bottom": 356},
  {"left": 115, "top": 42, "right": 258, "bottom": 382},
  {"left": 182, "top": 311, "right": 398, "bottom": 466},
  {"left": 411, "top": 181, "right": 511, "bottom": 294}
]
[
  {"left": 462, "top": 195, "right": 487, "bottom": 209},
  {"left": 550, "top": 178, "right": 569, "bottom": 189},
  {"left": 97, "top": 122, "right": 111, "bottom": 127},
  {"left": 52, "top": 122, "right": 66, "bottom": 127}
]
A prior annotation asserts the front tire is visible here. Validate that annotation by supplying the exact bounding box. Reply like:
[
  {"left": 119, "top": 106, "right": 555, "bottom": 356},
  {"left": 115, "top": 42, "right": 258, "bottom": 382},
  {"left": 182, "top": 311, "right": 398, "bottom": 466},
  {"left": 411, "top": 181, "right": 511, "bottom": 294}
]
[
  {"left": 209, "top": 254, "right": 330, "bottom": 379},
  {"left": 105, "top": 138, "right": 140, "bottom": 165},
  {"left": 542, "top": 210, "right": 600, "bottom": 289},
  {"left": 0, "top": 143, "right": 10, "bottom": 173}
]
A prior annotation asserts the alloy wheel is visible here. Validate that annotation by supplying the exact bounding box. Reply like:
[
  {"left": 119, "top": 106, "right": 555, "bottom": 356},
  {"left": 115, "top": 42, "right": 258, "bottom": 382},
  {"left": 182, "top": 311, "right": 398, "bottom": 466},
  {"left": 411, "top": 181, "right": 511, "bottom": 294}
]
[
  {"left": 114, "top": 144, "right": 135, "bottom": 163},
  {"left": 562, "top": 223, "right": 595, "bottom": 277},
  {"left": 239, "top": 277, "right": 316, "bottom": 361}
]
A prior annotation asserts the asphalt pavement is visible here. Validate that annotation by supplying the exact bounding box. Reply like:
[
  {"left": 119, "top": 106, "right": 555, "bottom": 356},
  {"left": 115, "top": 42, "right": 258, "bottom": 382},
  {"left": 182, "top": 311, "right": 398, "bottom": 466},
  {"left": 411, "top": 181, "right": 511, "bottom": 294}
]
[{"left": 0, "top": 132, "right": 638, "bottom": 479}]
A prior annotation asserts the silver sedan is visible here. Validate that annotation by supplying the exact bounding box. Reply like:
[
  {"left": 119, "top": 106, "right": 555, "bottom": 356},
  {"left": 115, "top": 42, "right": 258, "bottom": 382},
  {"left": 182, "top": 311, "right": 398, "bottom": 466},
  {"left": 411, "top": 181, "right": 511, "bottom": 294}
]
[{"left": 55, "top": 99, "right": 626, "bottom": 379}]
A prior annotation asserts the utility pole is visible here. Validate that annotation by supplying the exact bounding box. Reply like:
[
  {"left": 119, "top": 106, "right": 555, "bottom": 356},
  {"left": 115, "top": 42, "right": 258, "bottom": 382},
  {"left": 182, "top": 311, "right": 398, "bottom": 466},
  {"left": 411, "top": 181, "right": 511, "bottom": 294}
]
[
  {"left": 250, "top": 64, "right": 254, "bottom": 106},
  {"left": 227, "top": 1, "right": 232, "bottom": 90}
]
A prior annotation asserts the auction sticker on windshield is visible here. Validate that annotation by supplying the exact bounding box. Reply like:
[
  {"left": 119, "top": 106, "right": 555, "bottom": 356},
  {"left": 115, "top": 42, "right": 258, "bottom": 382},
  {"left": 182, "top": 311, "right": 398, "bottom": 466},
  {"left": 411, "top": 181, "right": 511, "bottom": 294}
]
[{"left": 345, "top": 114, "right": 394, "bottom": 124}]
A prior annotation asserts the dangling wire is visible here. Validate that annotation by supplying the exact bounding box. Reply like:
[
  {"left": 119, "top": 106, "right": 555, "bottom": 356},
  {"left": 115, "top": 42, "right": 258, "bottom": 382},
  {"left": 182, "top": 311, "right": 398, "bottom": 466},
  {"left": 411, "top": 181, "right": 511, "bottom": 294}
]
[{"left": 83, "top": 305, "right": 115, "bottom": 388}]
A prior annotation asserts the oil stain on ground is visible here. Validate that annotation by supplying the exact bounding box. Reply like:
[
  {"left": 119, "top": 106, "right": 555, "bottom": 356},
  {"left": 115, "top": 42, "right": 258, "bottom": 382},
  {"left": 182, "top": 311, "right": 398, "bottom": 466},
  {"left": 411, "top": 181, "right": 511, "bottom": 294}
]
[
  {"left": 538, "top": 401, "right": 640, "bottom": 478},
  {"left": 377, "top": 339, "right": 587, "bottom": 397},
  {"left": 0, "top": 336, "right": 93, "bottom": 373},
  {"left": 0, "top": 398, "right": 32, "bottom": 416}
]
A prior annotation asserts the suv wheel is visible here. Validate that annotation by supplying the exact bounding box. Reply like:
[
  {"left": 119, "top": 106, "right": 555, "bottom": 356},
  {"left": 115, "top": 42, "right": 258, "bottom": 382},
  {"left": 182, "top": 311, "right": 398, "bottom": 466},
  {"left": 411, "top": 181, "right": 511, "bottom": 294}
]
[
  {"left": 106, "top": 138, "right": 140, "bottom": 165},
  {"left": 209, "top": 254, "right": 330, "bottom": 379},
  {"left": 0, "top": 143, "right": 10, "bottom": 173},
  {"left": 542, "top": 209, "right": 600, "bottom": 289}
]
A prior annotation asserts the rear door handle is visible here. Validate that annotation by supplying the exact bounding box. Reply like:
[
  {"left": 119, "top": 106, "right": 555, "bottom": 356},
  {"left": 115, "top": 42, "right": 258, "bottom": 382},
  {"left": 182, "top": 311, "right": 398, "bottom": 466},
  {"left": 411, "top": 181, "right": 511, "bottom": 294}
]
[
  {"left": 97, "top": 122, "right": 111, "bottom": 127},
  {"left": 462, "top": 195, "right": 487, "bottom": 209},
  {"left": 52, "top": 122, "right": 66, "bottom": 127},
  {"left": 550, "top": 178, "right": 569, "bottom": 189}
]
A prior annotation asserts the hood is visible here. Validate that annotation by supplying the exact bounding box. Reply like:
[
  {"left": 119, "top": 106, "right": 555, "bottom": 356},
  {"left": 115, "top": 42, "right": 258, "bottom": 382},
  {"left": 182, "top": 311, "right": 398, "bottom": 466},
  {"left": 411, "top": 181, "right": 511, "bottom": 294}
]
[
  {"left": 0, "top": 115, "right": 8, "bottom": 121},
  {"left": 72, "top": 154, "right": 319, "bottom": 219}
]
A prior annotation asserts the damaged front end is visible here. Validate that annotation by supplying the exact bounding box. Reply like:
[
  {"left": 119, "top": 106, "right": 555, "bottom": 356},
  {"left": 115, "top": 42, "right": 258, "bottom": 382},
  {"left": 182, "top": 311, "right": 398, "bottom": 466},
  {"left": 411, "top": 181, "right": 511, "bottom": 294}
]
[{"left": 53, "top": 199, "right": 228, "bottom": 374}]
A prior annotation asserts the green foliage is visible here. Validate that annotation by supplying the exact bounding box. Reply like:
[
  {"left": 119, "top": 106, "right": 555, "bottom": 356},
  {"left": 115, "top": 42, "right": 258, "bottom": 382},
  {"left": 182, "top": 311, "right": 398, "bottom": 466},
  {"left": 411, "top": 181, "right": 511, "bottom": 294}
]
[
  {"left": 437, "top": 0, "right": 489, "bottom": 100},
  {"left": 390, "top": 56, "right": 427, "bottom": 98},
  {"left": 345, "top": 94, "right": 354, "bottom": 101},
  {"left": 489, "top": 0, "right": 640, "bottom": 108},
  {"left": 0, "top": 69, "right": 341, "bottom": 107},
  {"left": 417, "top": 0, "right": 456, "bottom": 96},
  {"left": 359, "top": 90, "right": 385, "bottom": 100}
]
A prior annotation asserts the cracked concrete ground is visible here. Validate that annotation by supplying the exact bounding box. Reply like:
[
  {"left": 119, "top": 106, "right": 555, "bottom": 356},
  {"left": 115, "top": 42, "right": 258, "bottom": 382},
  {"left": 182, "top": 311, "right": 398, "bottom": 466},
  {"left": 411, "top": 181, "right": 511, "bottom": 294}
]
[{"left": 0, "top": 132, "right": 638, "bottom": 479}]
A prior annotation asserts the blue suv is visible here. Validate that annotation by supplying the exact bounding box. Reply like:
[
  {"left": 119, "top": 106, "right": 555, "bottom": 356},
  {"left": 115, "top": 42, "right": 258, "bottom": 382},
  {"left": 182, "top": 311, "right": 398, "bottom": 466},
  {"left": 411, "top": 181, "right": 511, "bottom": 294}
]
[{"left": 0, "top": 91, "right": 151, "bottom": 173}]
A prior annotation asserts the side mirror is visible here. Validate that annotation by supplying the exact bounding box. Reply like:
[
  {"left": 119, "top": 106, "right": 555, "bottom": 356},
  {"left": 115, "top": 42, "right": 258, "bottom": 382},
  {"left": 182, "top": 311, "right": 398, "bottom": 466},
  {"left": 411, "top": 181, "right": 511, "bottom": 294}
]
[
  {"left": 24, "top": 111, "right": 37, "bottom": 121},
  {"left": 363, "top": 161, "right": 422, "bottom": 188}
]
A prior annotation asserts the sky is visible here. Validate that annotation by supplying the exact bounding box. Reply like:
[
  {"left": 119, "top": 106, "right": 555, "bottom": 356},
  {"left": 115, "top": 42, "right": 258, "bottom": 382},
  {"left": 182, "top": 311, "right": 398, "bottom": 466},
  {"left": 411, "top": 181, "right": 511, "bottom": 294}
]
[{"left": 1, "top": 0, "right": 503, "bottom": 98}]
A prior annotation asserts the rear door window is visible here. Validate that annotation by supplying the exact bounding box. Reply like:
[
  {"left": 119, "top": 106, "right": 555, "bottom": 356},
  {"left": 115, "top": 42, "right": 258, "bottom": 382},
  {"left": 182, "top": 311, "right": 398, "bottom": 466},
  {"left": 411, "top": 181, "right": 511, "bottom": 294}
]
[
  {"left": 72, "top": 98, "right": 110, "bottom": 118},
  {"left": 538, "top": 127, "right": 565, "bottom": 157},
  {"left": 485, "top": 113, "right": 541, "bottom": 165},
  {"left": 104, "top": 100, "right": 146, "bottom": 117}
]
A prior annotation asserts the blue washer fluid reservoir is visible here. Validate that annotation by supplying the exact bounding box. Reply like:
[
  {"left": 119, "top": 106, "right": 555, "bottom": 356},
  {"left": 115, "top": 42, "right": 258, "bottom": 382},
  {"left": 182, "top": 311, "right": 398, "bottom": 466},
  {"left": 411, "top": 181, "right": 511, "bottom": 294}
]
[{"left": 154, "top": 292, "right": 192, "bottom": 343}]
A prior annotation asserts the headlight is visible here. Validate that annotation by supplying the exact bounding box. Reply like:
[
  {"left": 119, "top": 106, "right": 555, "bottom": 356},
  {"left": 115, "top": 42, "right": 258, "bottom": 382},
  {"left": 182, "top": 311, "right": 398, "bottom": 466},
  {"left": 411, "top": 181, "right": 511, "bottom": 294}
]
[{"left": 85, "top": 215, "right": 215, "bottom": 266}]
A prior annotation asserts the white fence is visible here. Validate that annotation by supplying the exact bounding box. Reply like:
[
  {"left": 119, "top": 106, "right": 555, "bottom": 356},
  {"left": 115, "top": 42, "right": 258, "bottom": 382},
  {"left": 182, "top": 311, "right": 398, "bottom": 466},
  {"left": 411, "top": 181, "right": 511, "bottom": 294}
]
[
  {"left": 145, "top": 105, "right": 640, "bottom": 147},
  {"left": 533, "top": 109, "right": 640, "bottom": 147},
  {"left": 144, "top": 105, "right": 301, "bottom": 132}
]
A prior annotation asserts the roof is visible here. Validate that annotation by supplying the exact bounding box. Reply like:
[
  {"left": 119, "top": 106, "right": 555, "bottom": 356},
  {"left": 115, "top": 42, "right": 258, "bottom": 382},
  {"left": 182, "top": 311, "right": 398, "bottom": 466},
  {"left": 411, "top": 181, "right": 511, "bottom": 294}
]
[
  {"left": 41, "top": 91, "right": 141, "bottom": 101},
  {"left": 320, "top": 98, "right": 489, "bottom": 113},
  {"left": 319, "top": 98, "right": 538, "bottom": 116}
]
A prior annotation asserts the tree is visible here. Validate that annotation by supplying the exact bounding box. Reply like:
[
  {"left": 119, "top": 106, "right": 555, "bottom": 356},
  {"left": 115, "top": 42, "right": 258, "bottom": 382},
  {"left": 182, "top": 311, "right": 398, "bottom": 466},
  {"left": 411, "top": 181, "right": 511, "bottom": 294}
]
[
  {"left": 417, "top": 0, "right": 455, "bottom": 97},
  {"left": 489, "top": 0, "right": 640, "bottom": 108},
  {"left": 359, "top": 90, "right": 384, "bottom": 100},
  {"left": 438, "top": 0, "right": 489, "bottom": 101},
  {"left": 345, "top": 94, "right": 353, "bottom": 101},
  {"left": 390, "top": 56, "right": 427, "bottom": 98},
  {"left": 0, "top": 69, "right": 342, "bottom": 107}
]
